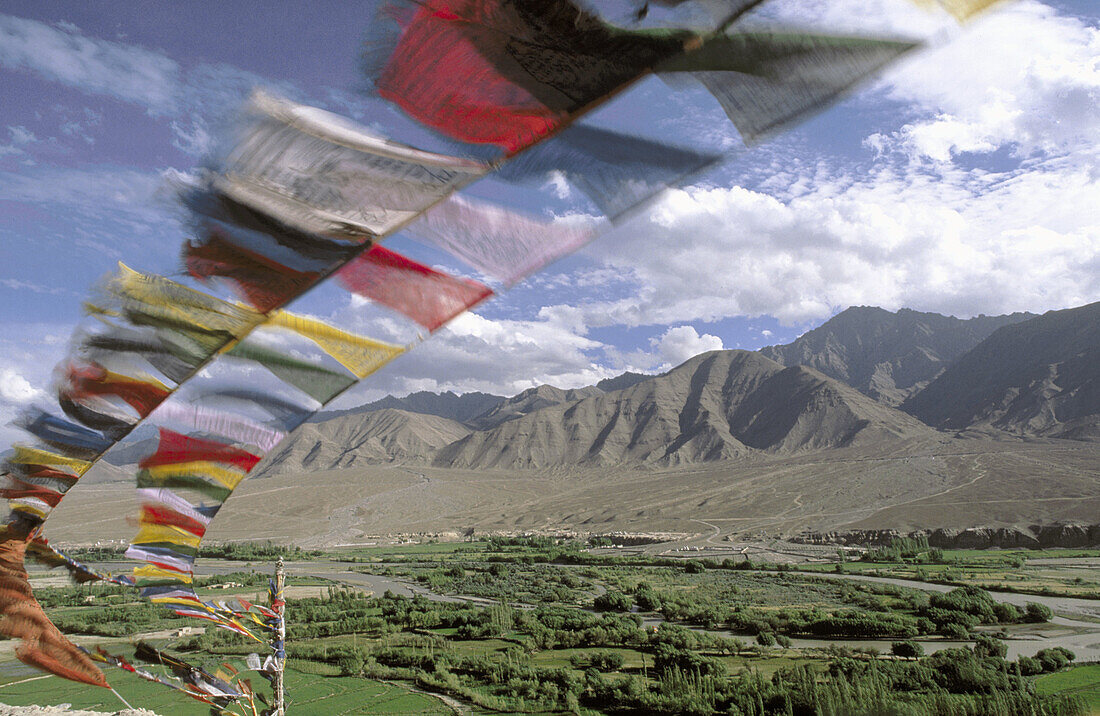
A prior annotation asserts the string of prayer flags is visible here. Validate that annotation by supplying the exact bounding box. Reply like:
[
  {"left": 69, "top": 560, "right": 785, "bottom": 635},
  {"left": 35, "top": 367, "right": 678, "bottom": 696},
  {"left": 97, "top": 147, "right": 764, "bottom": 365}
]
[
  {"left": 336, "top": 245, "right": 493, "bottom": 331},
  {"left": 406, "top": 194, "right": 597, "bottom": 287},
  {"left": 84, "top": 645, "right": 228, "bottom": 707},
  {"left": 658, "top": 31, "right": 919, "bottom": 143},
  {"left": 0, "top": 526, "right": 109, "bottom": 688},
  {"left": 221, "top": 91, "right": 489, "bottom": 241},
  {"left": 367, "top": 0, "right": 696, "bottom": 154},
  {"left": 133, "top": 642, "right": 242, "bottom": 706}
]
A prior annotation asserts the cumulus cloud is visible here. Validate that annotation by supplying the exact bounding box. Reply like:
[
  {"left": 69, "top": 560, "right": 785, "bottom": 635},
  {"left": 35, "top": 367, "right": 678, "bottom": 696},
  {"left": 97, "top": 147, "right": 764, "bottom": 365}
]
[
  {"left": 577, "top": 151, "right": 1099, "bottom": 326},
  {"left": 0, "top": 14, "right": 180, "bottom": 113},
  {"left": 326, "top": 299, "right": 617, "bottom": 401},
  {"left": 0, "top": 367, "right": 41, "bottom": 404},
  {"left": 878, "top": 1, "right": 1100, "bottom": 160},
  {"left": 652, "top": 325, "right": 724, "bottom": 367}
]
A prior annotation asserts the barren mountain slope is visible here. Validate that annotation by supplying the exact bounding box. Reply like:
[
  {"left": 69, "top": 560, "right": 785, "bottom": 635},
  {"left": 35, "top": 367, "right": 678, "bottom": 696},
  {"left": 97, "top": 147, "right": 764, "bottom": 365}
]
[
  {"left": 435, "top": 350, "right": 935, "bottom": 470},
  {"left": 255, "top": 408, "right": 470, "bottom": 475},
  {"left": 761, "top": 306, "right": 1034, "bottom": 405},
  {"left": 467, "top": 384, "right": 604, "bottom": 430},
  {"left": 902, "top": 302, "right": 1100, "bottom": 439},
  {"left": 317, "top": 390, "right": 503, "bottom": 424}
]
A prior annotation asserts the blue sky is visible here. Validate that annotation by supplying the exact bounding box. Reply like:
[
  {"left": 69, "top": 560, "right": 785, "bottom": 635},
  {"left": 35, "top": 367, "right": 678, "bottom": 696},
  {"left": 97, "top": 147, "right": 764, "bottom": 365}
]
[{"left": 1, "top": 0, "right": 1098, "bottom": 435}]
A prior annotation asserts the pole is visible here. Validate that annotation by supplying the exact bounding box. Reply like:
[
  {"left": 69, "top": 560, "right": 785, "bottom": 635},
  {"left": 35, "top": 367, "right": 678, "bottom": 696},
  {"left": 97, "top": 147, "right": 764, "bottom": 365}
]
[{"left": 273, "top": 557, "right": 286, "bottom": 715}]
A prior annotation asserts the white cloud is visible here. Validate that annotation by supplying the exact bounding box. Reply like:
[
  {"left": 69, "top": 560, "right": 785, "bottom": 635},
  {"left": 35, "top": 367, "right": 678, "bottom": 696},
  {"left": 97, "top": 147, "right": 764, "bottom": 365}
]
[
  {"left": 0, "top": 125, "right": 37, "bottom": 158},
  {"left": 878, "top": 1, "right": 1100, "bottom": 161},
  {"left": 652, "top": 325, "right": 724, "bottom": 367},
  {"left": 0, "top": 13, "right": 180, "bottom": 113},
  {"left": 0, "top": 367, "right": 41, "bottom": 404},
  {"left": 328, "top": 298, "right": 616, "bottom": 400},
  {"left": 578, "top": 150, "right": 1100, "bottom": 326}
]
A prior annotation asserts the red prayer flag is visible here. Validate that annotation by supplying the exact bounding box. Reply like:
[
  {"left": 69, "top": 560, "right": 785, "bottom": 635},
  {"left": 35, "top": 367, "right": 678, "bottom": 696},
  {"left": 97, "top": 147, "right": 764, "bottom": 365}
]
[
  {"left": 375, "top": 0, "right": 563, "bottom": 153},
  {"left": 0, "top": 479, "right": 64, "bottom": 508},
  {"left": 139, "top": 429, "right": 262, "bottom": 472},
  {"left": 336, "top": 245, "right": 492, "bottom": 331},
  {"left": 61, "top": 362, "right": 170, "bottom": 419},
  {"left": 183, "top": 234, "right": 318, "bottom": 314},
  {"left": 0, "top": 529, "right": 109, "bottom": 688},
  {"left": 139, "top": 504, "right": 208, "bottom": 538}
]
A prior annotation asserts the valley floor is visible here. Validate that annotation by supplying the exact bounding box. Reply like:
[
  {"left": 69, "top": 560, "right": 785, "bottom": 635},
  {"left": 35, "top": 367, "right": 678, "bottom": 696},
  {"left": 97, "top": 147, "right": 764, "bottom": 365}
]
[{"left": 45, "top": 437, "right": 1100, "bottom": 548}]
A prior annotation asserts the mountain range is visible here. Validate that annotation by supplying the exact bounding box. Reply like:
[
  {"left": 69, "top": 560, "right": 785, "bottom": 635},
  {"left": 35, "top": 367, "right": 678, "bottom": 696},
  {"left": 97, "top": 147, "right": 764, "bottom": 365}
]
[
  {"left": 250, "top": 301, "right": 1098, "bottom": 476},
  {"left": 53, "top": 301, "right": 1099, "bottom": 545}
]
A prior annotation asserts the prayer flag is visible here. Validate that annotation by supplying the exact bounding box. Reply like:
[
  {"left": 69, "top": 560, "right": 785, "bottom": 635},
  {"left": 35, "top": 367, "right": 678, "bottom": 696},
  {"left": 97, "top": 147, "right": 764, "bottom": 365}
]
[
  {"left": 221, "top": 91, "right": 488, "bottom": 240},
  {"left": 0, "top": 528, "right": 109, "bottom": 687},
  {"left": 139, "top": 505, "right": 208, "bottom": 537},
  {"left": 140, "top": 429, "right": 262, "bottom": 472},
  {"left": 407, "top": 194, "right": 596, "bottom": 286},
  {"left": 227, "top": 340, "right": 357, "bottom": 403},
  {"left": 15, "top": 409, "right": 113, "bottom": 459},
  {"left": 369, "top": 0, "right": 695, "bottom": 153},
  {"left": 500, "top": 123, "right": 720, "bottom": 217},
  {"left": 658, "top": 31, "right": 919, "bottom": 143},
  {"left": 270, "top": 311, "right": 406, "bottom": 379},
  {"left": 336, "top": 245, "right": 493, "bottom": 331},
  {"left": 60, "top": 362, "right": 170, "bottom": 419},
  {"left": 155, "top": 402, "right": 287, "bottom": 452},
  {"left": 183, "top": 234, "right": 318, "bottom": 314}
]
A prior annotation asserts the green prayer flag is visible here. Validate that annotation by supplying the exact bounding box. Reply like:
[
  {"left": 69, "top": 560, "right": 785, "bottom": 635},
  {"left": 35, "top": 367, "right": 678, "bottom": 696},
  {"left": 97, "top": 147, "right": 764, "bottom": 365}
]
[
  {"left": 136, "top": 470, "right": 233, "bottom": 502},
  {"left": 227, "top": 340, "right": 356, "bottom": 403}
]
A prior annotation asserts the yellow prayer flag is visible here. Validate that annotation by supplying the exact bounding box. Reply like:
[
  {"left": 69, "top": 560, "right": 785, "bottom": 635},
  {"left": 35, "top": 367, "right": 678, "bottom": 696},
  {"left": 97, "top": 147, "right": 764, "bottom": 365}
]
[
  {"left": 911, "top": 0, "right": 1005, "bottom": 20},
  {"left": 132, "top": 523, "right": 204, "bottom": 549},
  {"left": 10, "top": 502, "right": 50, "bottom": 520},
  {"left": 110, "top": 264, "right": 262, "bottom": 336},
  {"left": 149, "top": 595, "right": 205, "bottom": 608},
  {"left": 133, "top": 564, "right": 193, "bottom": 584},
  {"left": 270, "top": 311, "right": 405, "bottom": 378},
  {"left": 10, "top": 445, "right": 92, "bottom": 475},
  {"left": 144, "top": 461, "right": 248, "bottom": 490}
]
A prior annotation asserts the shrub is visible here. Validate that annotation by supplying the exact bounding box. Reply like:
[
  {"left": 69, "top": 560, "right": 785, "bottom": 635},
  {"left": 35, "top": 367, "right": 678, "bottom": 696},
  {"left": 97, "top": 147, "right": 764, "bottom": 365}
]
[
  {"left": 1025, "top": 602, "right": 1053, "bottom": 623},
  {"left": 941, "top": 623, "right": 970, "bottom": 639},
  {"left": 756, "top": 632, "right": 777, "bottom": 647},
  {"left": 1035, "top": 647, "right": 1075, "bottom": 672},
  {"left": 593, "top": 591, "right": 632, "bottom": 612},
  {"left": 891, "top": 641, "right": 924, "bottom": 659}
]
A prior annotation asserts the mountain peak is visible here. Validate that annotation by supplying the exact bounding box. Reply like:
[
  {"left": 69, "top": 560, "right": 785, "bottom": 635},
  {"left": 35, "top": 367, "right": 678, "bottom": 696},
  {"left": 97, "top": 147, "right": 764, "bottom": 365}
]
[
  {"left": 901, "top": 301, "right": 1100, "bottom": 438},
  {"left": 761, "top": 306, "right": 1036, "bottom": 405}
]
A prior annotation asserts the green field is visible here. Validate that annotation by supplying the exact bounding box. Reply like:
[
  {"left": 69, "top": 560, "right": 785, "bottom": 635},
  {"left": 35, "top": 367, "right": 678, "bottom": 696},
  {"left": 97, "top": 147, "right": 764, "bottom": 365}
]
[
  {"left": 1037, "top": 664, "right": 1100, "bottom": 714},
  {"left": 0, "top": 665, "right": 449, "bottom": 715},
  {"left": 7, "top": 538, "right": 1097, "bottom": 715}
]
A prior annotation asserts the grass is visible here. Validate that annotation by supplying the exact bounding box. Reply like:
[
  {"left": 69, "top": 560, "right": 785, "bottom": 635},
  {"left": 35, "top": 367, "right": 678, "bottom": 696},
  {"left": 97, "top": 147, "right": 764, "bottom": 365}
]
[
  {"left": 0, "top": 663, "right": 450, "bottom": 715},
  {"left": 1035, "top": 664, "right": 1100, "bottom": 714}
]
